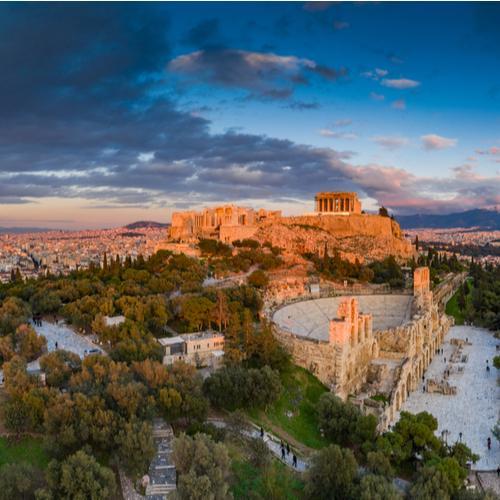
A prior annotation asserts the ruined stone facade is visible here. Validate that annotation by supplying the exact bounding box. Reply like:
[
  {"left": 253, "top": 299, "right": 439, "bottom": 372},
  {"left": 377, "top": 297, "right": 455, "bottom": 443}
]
[
  {"left": 271, "top": 268, "right": 466, "bottom": 429},
  {"left": 315, "top": 191, "right": 362, "bottom": 214},
  {"left": 165, "top": 193, "right": 414, "bottom": 262},
  {"left": 169, "top": 205, "right": 281, "bottom": 243}
]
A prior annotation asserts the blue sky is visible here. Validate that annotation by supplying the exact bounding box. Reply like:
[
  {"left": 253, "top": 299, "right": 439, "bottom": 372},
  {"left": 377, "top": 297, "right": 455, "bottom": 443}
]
[{"left": 0, "top": 2, "right": 499, "bottom": 229}]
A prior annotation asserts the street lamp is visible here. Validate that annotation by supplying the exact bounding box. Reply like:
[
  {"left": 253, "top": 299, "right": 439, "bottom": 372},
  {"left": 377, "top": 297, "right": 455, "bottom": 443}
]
[{"left": 441, "top": 429, "right": 449, "bottom": 445}]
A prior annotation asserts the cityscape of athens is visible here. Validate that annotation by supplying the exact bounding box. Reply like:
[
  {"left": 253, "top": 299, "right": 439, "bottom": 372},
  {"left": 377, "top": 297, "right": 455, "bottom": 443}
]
[{"left": 0, "top": 2, "right": 499, "bottom": 500}]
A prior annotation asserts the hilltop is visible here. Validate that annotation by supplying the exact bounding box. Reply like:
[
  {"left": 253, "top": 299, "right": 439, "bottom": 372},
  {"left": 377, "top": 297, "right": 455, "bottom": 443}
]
[
  {"left": 396, "top": 209, "right": 500, "bottom": 230},
  {"left": 124, "top": 220, "right": 170, "bottom": 230},
  {"left": 254, "top": 213, "right": 415, "bottom": 263}
]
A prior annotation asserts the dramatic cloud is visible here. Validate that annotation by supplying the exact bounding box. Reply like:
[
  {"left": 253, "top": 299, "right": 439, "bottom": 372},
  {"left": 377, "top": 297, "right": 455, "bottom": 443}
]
[
  {"left": 0, "top": 4, "right": 498, "bottom": 219},
  {"left": 372, "top": 136, "right": 409, "bottom": 150},
  {"left": 168, "top": 49, "right": 347, "bottom": 99},
  {"left": 182, "top": 18, "right": 223, "bottom": 47},
  {"left": 421, "top": 134, "right": 458, "bottom": 150},
  {"left": 381, "top": 78, "right": 421, "bottom": 89}
]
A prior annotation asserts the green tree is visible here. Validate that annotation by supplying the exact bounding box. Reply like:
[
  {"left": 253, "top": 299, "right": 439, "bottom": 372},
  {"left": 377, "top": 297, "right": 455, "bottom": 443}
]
[
  {"left": 317, "top": 393, "right": 376, "bottom": 447},
  {"left": 0, "top": 297, "right": 30, "bottom": 336},
  {"left": 492, "top": 420, "right": 500, "bottom": 444},
  {"left": 366, "top": 450, "right": 394, "bottom": 478},
  {"left": 304, "top": 444, "right": 358, "bottom": 500},
  {"left": 493, "top": 356, "right": 500, "bottom": 370},
  {"left": 247, "top": 270, "right": 269, "bottom": 288},
  {"left": 172, "top": 433, "right": 232, "bottom": 500},
  {"left": 409, "top": 466, "right": 452, "bottom": 500},
  {"left": 358, "top": 474, "right": 402, "bottom": 500},
  {"left": 40, "top": 450, "right": 116, "bottom": 500},
  {"left": 391, "top": 411, "right": 442, "bottom": 462},
  {"left": 180, "top": 296, "right": 215, "bottom": 331},
  {"left": 166, "top": 361, "right": 208, "bottom": 424},
  {"left": 2, "top": 397, "right": 31, "bottom": 436},
  {"left": 39, "top": 350, "right": 82, "bottom": 388},
  {"left": 0, "top": 462, "right": 43, "bottom": 500},
  {"left": 115, "top": 418, "right": 155, "bottom": 478},
  {"left": 14, "top": 324, "right": 47, "bottom": 361},
  {"left": 3, "top": 355, "right": 38, "bottom": 398}
]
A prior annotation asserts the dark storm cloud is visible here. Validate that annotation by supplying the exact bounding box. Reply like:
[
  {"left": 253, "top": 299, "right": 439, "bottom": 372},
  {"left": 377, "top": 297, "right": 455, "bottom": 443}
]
[
  {"left": 182, "top": 18, "right": 224, "bottom": 48},
  {"left": 1, "top": 5, "right": 498, "bottom": 215},
  {"left": 168, "top": 48, "right": 347, "bottom": 99}
]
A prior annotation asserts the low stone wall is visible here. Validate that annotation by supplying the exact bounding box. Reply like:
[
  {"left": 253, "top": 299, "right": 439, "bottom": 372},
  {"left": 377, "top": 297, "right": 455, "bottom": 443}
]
[{"left": 273, "top": 328, "right": 337, "bottom": 387}]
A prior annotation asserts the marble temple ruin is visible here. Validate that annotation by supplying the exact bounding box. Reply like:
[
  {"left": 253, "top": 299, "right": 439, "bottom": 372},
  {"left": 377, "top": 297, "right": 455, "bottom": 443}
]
[
  {"left": 168, "top": 205, "right": 281, "bottom": 243},
  {"left": 315, "top": 191, "right": 362, "bottom": 214}
]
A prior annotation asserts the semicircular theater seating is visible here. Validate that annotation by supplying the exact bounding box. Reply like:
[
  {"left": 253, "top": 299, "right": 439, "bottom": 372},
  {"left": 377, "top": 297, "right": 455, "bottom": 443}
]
[{"left": 273, "top": 294, "right": 413, "bottom": 341}]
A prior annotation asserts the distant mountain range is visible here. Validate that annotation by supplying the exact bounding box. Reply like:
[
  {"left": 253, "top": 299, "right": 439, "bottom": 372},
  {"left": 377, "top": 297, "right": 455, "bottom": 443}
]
[
  {"left": 1, "top": 211, "right": 498, "bottom": 235},
  {"left": 124, "top": 220, "right": 170, "bottom": 229},
  {"left": 396, "top": 209, "right": 500, "bottom": 230}
]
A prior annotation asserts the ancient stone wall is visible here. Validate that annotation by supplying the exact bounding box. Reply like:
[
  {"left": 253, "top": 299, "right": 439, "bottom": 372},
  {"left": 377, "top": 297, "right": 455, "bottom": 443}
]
[
  {"left": 270, "top": 268, "right": 464, "bottom": 430},
  {"left": 273, "top": 297, "right": 378, "bottom": 398},
  {"left": 166, "top": 196, "right": 415, "bottom": 262},
  {"left": 169, "top": 204, "right": 280, "bottom": 242}
]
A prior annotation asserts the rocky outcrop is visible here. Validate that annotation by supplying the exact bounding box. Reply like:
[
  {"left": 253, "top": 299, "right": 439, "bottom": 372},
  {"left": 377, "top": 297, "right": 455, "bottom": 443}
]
[{"left": 254, "top": 214, "right": 415, "bottom": 263}]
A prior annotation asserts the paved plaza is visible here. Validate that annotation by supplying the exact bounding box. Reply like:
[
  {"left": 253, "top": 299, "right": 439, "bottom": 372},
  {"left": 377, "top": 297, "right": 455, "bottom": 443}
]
[
  {"left": 273, "top": 294, "right": 413, "bottom": 340},
  {"left": 1, "top": 321, "right": 104, "bottom": 382},
  {"left": 34, "top": 321, "right": 104, "bottom": 358},
  {"left": 396, "top": 326, "right": 499, "bottom": 470}
]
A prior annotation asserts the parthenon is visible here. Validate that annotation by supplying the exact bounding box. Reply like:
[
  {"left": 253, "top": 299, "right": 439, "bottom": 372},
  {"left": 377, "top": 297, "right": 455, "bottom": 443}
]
[{"left": 315, "top": 191, "right": 361, "bottom": 214}]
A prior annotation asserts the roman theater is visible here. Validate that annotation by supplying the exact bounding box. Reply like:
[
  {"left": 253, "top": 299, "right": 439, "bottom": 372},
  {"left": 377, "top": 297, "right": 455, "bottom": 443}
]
[{"left": 271, "top": 267, "right": 465, "bottom": 429}]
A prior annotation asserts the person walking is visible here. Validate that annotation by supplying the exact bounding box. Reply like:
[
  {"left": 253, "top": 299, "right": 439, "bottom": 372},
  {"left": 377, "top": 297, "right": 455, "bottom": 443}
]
[
  {"left": 487, "top": 437, "right": 491, "bottom": 450},
  {"left": 281, "top": 445, "right": 285, "bottom": 461},
  {"left": 286, "top": 442, "right": 290, "bottom": 455},
  {"left": 260, "top": 427, "right": 264, "bottom": 439},
  {"left": 292, "top": 454, "right": 297, "bottom": 468}
]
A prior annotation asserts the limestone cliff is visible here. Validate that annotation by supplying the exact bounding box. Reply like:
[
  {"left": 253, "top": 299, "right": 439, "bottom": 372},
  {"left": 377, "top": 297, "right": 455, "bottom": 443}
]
[{"left": 254, "top": 214, "right": 415, "bottom": 263}]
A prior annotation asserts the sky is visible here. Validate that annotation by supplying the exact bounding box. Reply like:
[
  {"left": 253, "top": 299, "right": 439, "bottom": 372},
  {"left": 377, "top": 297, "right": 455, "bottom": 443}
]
[{"left": 0, "top": 2, "right": 499, "bottom": 230}]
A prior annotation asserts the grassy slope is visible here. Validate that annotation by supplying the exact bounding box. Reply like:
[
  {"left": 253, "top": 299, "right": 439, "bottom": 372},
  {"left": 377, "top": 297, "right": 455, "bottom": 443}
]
[
  {"left": 0, "top": 436, "right": 50, "bottom": 469},
  {"left": 445, "top": 279, "right": 471, "bottom": 326},
  {"left": 445, "top": 290, "right": 465, "bottom": 325},
  {"left": 231, "top": 460, "right": 304, "bottom": 499},
  {"left": 248, "top": 364, "right": 329, "bottom": 450}
]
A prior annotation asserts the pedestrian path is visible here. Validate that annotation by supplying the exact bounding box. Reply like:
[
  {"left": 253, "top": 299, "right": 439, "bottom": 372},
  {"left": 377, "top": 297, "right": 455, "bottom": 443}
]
[{"left": 208, "top": 418, "right": 307, "bottom": 471}]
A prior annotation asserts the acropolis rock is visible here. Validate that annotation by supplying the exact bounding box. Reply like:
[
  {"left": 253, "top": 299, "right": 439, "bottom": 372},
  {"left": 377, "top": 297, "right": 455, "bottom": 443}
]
[{"left": 166, "top": 192, "right": 415, "bottom": 263}]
